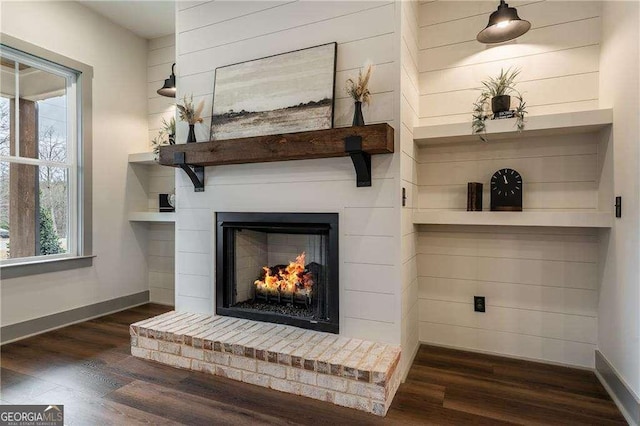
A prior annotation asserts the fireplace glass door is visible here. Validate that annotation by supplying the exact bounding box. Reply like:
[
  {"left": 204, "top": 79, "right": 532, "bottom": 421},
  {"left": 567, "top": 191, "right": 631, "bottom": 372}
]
[{"left": 216, "top": 213, "right": 339, "bottom": 333}]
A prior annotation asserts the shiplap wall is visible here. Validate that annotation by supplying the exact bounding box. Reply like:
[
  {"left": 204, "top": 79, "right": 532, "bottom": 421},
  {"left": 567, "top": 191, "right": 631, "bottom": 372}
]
[
  {"left": 417, "top": 225, "right": 599, "bottom": 367},
  {"left": 149, "top": 223, "right": 175, "bottom": 305},
  {"left": 414, "top": 1, "right": 604, "bottom": 367},
  {"left": 418, "top": 1, "right": 601, "bottom": 126},
  {"left": 175, "top": 1, "right": 403, "bottom": 346},
  {"left": 416, "top": 133, "right": 603, "bottom": 212},
  {"left": 400, "top": 0, "right": 420, "bottom": 376},
  {"left": 147, "top": 35, "right": 176, "bottom": 306},
  {"left": 148, "top": 34, "right": 176, "bottom": 147},
  {"left": 147, "top": 161, "right": 175, "bottom": 306}
]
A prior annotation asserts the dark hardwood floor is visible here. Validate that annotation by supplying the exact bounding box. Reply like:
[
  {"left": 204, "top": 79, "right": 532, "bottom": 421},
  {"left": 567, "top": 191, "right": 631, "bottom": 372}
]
[{"left": 0, "top": 304, "right": 626, "bottom": 425}]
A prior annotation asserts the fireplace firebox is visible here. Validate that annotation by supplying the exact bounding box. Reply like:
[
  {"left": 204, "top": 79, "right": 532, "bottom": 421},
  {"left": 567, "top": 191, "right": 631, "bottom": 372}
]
[{"left": 216, "top": 213, "right": 339, "bottom": 333}]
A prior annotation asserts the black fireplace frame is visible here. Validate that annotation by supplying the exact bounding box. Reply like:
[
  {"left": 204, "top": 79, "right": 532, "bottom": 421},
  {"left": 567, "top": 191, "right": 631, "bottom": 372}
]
[{"left": 216, "top": 212, "right": 339, "bottom": 333}]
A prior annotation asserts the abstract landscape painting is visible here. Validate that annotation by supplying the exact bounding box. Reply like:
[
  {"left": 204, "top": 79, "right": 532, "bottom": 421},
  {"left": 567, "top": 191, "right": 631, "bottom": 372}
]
[{"left": 210, "top": 43, "right": 336, "bottom": 140}]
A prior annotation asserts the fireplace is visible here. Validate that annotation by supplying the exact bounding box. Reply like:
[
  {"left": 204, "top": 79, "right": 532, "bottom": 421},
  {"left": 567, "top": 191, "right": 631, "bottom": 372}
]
[{"left": 216, "top": 212, "right": 339, "bottom": 333}]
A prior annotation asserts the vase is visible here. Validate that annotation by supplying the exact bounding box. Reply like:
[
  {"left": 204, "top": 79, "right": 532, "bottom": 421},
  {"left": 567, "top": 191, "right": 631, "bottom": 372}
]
[
  {"left": 187, "top": 124, "right": 196, "bottom": 143},
  {"left": 352, "top": 101, "right": 365, "bottom": 126},
  {"left": 169, "top": 133, "right": 175, "bottom": 145},
  {"left": 491, "top": 95, "right": 511, "bottom": 114}
]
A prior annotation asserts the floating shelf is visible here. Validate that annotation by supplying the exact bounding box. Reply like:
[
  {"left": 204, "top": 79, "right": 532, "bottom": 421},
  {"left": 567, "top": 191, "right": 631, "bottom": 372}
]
[
  {"left": 128, "top": 212, "right": 175, "bottom": 223},
  {"left": 413, "top": 210, "right": 612, "bottom": 228},
  {"left": 414, "top": 109, "right": 613, "bottom": 145},
  {"left": 128, "top": 152, "right": 157, "bottom": 165}
]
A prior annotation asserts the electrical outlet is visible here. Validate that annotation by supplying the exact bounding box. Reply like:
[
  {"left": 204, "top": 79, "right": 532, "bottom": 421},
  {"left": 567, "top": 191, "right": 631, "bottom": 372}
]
[{"left": 474, "top": 296, "right": 486, "bottom": 312}]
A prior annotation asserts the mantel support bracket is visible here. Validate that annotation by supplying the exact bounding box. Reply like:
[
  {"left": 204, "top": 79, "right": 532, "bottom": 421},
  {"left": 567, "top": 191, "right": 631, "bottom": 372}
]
[
  {"left": 344, "top": 135, "right": 371, "bottom": 187},
  {"left": 174, "top": 152, "right": 205, "bottom": 192}
]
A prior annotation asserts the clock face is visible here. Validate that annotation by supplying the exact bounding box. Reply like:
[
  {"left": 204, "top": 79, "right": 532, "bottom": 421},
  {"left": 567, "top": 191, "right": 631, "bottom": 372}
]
[
  {"left": 490, "top": 168, "right": 523, "bottom": 211},
  {"left": 491, "top": 168, "right": 522, "bottom": 197}
]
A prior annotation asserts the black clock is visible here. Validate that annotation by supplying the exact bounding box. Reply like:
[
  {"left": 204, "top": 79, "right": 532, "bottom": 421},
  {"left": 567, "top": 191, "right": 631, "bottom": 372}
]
[{"left": 490, "top": 168, "right": 523, "bottom": 211}]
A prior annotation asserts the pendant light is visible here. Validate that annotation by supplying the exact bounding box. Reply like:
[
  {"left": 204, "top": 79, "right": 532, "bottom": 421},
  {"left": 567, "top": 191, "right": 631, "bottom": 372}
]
[
  {"left": 477, "top": 0, "right": 531, "bottom": 44},
  {"left": 157, "top": 63, "right": 176, "bottom": 97}
]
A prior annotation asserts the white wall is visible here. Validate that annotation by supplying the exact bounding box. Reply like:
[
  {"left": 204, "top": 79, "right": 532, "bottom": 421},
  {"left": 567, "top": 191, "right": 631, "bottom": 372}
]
[
  {"left": 148, "top": 222, "right": 175, "bottom": 305},
  {"left": 399, "top": 0, "right": 420, "bottom": 376},
  {"left": 598, "top": 0, "right": 640, "bottom": 399},
  {"left": 174, "top": 1, "right": 403, "bottom": 346},
  {"left": 418, "top": 0, "right": 601, "bottom": 126},
  {"left": 414, "top": 0, "right": 607, "bottom": 368},
  {"left": 147, "top": 34, "right": 176, "bottom": 148},
  {"left": 417, "top": 224, "right": 600, "bottom": 367},
  {"left": 0, "top": 1, "right": 149, "bottom": 324},
  {"left": 143, "top": 35, "right": 177, "bottom": 306}
]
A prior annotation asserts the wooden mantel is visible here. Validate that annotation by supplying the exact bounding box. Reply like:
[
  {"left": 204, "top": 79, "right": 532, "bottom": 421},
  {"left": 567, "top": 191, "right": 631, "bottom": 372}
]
[
  {"left": 159, "top": 123, "right": 394, "bottom": 190},
  {"left": 159, "top": 123, "right": 394, "bottom": 167}
]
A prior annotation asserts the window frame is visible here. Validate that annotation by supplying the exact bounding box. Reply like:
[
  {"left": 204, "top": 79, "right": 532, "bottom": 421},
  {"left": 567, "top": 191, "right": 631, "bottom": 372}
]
[{"left": 0, "top": 34, "right": 93, "bottom": 278}]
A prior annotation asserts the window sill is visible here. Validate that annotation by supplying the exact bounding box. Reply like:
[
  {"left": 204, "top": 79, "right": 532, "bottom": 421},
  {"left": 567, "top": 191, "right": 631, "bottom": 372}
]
[{"left": 0, "top": 255, "right": 95, "bottom": 279}]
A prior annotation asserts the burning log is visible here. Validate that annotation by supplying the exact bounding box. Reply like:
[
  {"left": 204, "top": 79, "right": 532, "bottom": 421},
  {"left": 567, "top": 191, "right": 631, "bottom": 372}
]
[{"left": 254, "top": 252, "right": 316, "bottom": 307}]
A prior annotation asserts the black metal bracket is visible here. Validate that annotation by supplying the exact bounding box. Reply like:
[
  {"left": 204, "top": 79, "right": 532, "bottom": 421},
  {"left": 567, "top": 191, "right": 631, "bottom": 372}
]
[
  {"left": 615, "top": 196, "right": 622, "bottom": 218},
  {"left": 174, "top": 152, "right": 205, "bottom": 192},
  {"left": 344, "top": 135, "right": 371, "bottom": 187}
]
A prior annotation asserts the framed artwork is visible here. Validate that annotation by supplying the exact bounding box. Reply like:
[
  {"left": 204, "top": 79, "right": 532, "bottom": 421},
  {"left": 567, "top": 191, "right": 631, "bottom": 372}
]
[{"left": 210, "top": 42, "right": 337, "bottom": 140}]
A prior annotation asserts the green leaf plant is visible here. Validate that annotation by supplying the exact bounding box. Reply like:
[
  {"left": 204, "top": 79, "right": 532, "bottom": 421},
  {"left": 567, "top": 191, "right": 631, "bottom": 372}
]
[
  {"left": 151, "top": 116, "right": 176, "bottom": 160},
  {"left": 472, "top": 67, "right": 527, "bottom": 142}
]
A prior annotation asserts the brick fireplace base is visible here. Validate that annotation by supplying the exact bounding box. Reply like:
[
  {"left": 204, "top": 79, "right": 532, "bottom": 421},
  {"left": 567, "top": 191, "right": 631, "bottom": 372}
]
[{"left": 130, "top": 312, "right": 401, "bottom": 416}]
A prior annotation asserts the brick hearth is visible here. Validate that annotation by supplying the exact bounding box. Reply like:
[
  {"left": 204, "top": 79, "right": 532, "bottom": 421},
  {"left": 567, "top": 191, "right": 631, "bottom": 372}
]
[{"left": 130, "top": 311, "right": 401, "bottom": 416}]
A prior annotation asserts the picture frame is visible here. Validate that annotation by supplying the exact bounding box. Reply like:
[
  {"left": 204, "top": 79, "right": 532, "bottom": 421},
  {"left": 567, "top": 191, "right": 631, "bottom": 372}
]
[{"left": 210, "top": 42, "right": 337, "bottom": 141}]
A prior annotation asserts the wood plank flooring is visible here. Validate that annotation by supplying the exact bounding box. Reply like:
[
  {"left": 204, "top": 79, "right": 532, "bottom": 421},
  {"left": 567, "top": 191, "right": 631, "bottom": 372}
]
[{"left": 0, "top": 304, "right": 626, "bottom": 425}]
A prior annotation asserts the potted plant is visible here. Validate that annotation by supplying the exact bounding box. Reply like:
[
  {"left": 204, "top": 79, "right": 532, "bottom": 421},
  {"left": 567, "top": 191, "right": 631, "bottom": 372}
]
[
  {"left": 472, "top": 67, "right": 527, "bottom": 141},
  {"left": 151, "top": 116, "right": 176, "bottom": 160},
  {"left": 177, "top": 94, "right": 204, "bottom": 143},
  {"left": 345, "top": 65, "right": 372, "bottom": 126},
  {"left": 163, "top": 116, "right": 176, "bottom": 145}
]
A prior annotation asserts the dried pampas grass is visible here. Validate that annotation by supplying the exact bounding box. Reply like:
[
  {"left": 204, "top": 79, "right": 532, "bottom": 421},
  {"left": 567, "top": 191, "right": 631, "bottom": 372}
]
[
  {"left": 345, "top": 64, "right": 372, "bottom": 105},
  {"left": 177, "top": 94, "right": 204, "bottom": 125}
]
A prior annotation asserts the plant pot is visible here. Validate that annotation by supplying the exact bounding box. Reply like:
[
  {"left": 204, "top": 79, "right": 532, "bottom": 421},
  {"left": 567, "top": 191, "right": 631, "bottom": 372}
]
[
  {"left": 187, "top": 124, "right": 196, "bottom": 143},
  {"left": 352, "top": 101, "right": 365, "bottom": 126},
  {"left": 491, "top": 95, "right": 511, "bottom": 114},
  {"left": 169, "top": 133, "right": 175, "bottom": 145}
]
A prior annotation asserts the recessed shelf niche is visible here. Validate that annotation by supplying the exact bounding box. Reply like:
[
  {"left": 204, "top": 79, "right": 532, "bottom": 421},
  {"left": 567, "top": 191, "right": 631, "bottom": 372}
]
[{"left": 412, "top": 109, "right": 613, "bottom": 227}]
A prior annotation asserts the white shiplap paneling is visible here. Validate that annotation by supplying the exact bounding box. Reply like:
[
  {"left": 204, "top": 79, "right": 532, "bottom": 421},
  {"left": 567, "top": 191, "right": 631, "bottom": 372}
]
[
  {"left": 416, "top": 225, "right": 600, "bottom": 367},
  {"left": 147, "top": 35, "right": 176, "bottom": 306},
  {"left": 175, "top": 1, "right": 402, "bottom": 347},
  {"left": 417, "top": 1, "right": 601, "bottom": 126},
  {"left": 400, "top": 0, "right": 420, "bottom": 377},
  {"left": 414, "top": 1, "right": 604, "bottom": 368},
  {"left": 148, "top": 34, "right": 176, "bottom": 145},
  {"left": 416, "top": 132, "right": 602, "bottom": 211}
]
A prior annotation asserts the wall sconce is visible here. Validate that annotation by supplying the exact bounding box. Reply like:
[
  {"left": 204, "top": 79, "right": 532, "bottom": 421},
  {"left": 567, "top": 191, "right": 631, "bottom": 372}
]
[
  {"left": 157, "top": 63, "right": 176, "bottom": 98},
  {"left": 477, "top": 0, "right": 531, "bottom": 44}
]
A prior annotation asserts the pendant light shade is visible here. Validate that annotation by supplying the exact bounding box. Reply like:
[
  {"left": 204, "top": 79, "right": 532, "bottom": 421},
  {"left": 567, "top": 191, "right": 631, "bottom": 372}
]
[
  {"left": 477, "top": 0, "right": 531, "bottom": 44},
  {"left": 157, "top": 63, "right": 176, "bottom": 98}
]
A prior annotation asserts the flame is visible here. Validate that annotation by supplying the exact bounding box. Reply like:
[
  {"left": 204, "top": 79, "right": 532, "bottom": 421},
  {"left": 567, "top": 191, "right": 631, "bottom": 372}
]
[{"left": 254, "top": 252, "right": 314, "bottom": 297}]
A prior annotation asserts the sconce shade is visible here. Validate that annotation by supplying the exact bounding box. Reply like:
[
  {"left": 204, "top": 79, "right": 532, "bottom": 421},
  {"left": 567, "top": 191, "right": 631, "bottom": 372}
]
[
  {"left": 477, "top": 0, "right": 531, "bottom": 44},
  {"left": 157, "top": 63, "right": 176, "bottom": 97}
]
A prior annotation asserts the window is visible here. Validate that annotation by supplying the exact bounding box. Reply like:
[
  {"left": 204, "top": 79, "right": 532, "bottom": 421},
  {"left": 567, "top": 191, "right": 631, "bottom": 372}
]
[{"left": 0, "top": 45, "right": 82, "bottom": 265}]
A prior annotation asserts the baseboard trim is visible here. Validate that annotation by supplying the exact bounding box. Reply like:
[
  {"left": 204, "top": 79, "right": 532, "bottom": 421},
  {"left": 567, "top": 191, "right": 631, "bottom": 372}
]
[
  {"left": 1, "top": 291, "right": 150, "bottom": 344},
  {"left": 595, "top": 350, "right": 640, "bottom": 426}
]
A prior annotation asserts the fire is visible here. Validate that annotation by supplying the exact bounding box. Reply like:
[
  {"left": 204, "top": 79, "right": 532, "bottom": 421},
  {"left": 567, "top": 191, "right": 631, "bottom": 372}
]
[{"left": 254, "top": 252, "right": 314, "bottom": 297}]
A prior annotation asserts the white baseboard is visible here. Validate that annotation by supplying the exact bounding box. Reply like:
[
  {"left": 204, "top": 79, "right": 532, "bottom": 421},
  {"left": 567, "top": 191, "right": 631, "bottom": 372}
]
[
  {"left": 595, "top": 350, "right": 640, "bottom": 426},
  {"left": 1, "top": 291, "right": 150, "bottom": 344}
]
